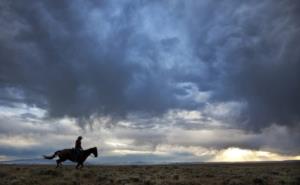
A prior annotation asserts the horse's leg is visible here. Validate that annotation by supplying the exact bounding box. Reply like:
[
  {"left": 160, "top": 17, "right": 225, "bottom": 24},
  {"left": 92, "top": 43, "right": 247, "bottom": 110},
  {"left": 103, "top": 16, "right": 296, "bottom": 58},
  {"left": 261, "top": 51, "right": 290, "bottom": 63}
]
[
  {"left": 56, "top": 159, "right": 60, "bottom": 168},
  {"left": 56, "top": 158, "right": 64, "bottom": 168},
  {"left": 76, "top": 163, "right": 80, "bottom": 169},
  {"left": 79, "top": 163, "right": 84, "bottom": 169}
]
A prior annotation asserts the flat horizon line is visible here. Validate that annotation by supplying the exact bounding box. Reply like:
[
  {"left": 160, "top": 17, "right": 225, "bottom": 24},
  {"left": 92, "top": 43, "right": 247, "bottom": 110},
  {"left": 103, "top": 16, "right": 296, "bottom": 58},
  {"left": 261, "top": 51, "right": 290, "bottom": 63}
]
[{"left": 1, "top": 158, "right": 299, "bottom": 166}]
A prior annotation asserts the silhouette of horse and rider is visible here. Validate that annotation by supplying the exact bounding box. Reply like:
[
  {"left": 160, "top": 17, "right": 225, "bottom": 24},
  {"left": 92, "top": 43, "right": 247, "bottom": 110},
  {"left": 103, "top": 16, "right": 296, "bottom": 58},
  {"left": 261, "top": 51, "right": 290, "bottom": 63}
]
[{"left": 43, "top": 136, "right": 98, "bottom": 169}]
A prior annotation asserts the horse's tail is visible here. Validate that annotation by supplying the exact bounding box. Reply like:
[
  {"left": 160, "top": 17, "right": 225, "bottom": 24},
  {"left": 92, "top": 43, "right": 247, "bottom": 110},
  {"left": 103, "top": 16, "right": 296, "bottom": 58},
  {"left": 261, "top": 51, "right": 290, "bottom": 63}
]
[{"left": 43, "top": 151, "right": 59, "bottom": 160}]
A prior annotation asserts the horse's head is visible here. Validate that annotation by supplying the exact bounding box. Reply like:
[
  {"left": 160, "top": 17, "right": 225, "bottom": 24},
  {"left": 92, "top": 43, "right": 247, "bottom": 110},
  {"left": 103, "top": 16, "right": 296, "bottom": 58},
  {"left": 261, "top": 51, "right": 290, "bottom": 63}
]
[{"left": 92, "top": 147, "right": 98, "bottom": 157}]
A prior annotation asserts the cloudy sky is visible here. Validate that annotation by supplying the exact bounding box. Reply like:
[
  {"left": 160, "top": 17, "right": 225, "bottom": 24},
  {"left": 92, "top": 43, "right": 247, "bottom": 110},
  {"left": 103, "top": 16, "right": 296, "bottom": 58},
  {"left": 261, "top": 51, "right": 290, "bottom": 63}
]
[{"left": 1, "top": 0, "right": 300, "bottom": 163}]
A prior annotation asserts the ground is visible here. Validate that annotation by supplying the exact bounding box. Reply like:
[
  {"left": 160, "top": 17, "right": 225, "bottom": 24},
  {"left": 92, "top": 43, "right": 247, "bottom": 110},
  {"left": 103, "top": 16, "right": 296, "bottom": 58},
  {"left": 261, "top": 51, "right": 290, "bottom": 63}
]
[{"left": 0, "top": 162, "right": 299, "bottom": 185}]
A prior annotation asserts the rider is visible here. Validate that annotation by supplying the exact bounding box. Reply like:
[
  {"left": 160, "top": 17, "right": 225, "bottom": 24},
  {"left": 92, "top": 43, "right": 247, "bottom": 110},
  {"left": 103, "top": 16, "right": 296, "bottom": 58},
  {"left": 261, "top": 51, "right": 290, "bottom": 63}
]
[{"left": 75, "top": 136, "right": 83, "bottom": 160}]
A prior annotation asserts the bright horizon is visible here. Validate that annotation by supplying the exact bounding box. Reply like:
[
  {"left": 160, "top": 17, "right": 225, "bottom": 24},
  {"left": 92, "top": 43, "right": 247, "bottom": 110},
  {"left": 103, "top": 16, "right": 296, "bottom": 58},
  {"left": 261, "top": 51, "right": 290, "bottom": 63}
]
[{"left": 0, "top": 0, "right": 300, "bottom": 164}]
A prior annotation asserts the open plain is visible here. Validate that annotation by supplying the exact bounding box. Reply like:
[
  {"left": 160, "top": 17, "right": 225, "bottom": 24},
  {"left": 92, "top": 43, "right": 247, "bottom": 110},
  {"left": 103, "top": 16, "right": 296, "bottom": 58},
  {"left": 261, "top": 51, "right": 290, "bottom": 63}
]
[{"left": 0, "top": 161, "right": 299, "bottom": 185}]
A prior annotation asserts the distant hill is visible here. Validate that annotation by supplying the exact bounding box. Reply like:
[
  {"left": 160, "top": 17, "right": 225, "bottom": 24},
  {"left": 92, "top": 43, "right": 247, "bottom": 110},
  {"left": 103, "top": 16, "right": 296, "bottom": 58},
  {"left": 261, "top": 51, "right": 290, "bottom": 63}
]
[
  {"left": 1, "top": 158, "right": 299, "bottom": 166},
  {"left": 0, "top": 158, "right": 149, "bottom": 165},
  {"left": 0, "top": 158, "right": 59, "bottom": 165}
]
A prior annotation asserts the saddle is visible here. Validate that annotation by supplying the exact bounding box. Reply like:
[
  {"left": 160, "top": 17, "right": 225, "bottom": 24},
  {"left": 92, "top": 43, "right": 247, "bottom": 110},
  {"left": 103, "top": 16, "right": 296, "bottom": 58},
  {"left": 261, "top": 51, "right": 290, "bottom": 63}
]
[{"left": 71, "top": 148, "right": 82, "bottom": 161}]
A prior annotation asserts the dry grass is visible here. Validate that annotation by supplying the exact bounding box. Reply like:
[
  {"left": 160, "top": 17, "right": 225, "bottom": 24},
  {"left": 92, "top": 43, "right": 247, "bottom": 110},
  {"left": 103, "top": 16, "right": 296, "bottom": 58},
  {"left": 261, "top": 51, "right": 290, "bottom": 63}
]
[{"left": 0, "top": 161, "right": 299, "bottom": 185}]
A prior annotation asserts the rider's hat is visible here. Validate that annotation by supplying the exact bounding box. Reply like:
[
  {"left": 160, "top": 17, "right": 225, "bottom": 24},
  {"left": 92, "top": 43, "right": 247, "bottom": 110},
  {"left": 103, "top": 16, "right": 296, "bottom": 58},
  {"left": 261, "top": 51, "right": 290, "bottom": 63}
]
[{"left": 78, "top": 136, "right": 83, "bottom": 140}]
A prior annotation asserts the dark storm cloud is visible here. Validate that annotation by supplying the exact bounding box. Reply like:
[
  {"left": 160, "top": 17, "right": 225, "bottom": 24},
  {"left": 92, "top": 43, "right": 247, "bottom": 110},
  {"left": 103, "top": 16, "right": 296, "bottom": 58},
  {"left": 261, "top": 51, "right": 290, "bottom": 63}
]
[
  {"left": 222, "top": 1, "right": 300, "bottom": 131},
  {"left": 1, "top": 0, "right": 300, "bottom": 135},
  {"left": 182, "top": 0, "right": 300, "bottom": 131},
  {"left": 0, "top": 0, "right": 184, "bottom": 119}
]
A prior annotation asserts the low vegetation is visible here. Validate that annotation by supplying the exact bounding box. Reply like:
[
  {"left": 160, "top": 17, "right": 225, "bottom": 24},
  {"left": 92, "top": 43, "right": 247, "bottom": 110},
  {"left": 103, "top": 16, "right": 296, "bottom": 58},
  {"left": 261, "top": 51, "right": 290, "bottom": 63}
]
[{"left": 0, "top": 161, "right": 299, "bottom": 185}]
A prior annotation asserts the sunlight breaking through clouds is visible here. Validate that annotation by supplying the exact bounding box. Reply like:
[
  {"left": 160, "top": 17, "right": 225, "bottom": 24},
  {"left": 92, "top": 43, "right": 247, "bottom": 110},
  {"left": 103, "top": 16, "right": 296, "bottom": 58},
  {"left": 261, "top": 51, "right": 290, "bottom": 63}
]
[
  {"left": 213, "top": 148, "right": 300, "bottom": 162},
  {"left": 0, "top": 103, "right": 299, "bottom": 163}
]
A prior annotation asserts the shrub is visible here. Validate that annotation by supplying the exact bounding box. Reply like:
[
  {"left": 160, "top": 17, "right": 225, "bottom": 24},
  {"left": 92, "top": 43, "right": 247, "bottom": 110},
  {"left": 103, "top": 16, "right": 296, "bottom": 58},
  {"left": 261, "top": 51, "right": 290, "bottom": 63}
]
[
  {"left": 253, "top": 177, "right": 267, "bottom": 185},
  {"left": 173, "top": 174, "right": 179, "bottom": 180},
  {"left": 32, "top": 169, "right": 63, "bottom": 177}
]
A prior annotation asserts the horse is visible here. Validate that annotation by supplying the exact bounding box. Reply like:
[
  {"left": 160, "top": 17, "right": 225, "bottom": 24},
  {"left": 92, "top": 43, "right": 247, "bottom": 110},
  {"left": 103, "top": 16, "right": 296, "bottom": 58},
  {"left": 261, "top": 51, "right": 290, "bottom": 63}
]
[{"left": 43, "top": 147, "right": 98, "bottom": 169}]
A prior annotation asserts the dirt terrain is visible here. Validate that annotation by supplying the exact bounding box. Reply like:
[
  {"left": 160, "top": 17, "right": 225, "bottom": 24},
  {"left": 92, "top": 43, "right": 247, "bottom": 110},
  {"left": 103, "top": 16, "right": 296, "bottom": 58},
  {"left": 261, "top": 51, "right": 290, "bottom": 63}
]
[{"left": 0, "top": 161, "right": 299, "bottom": 185}]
